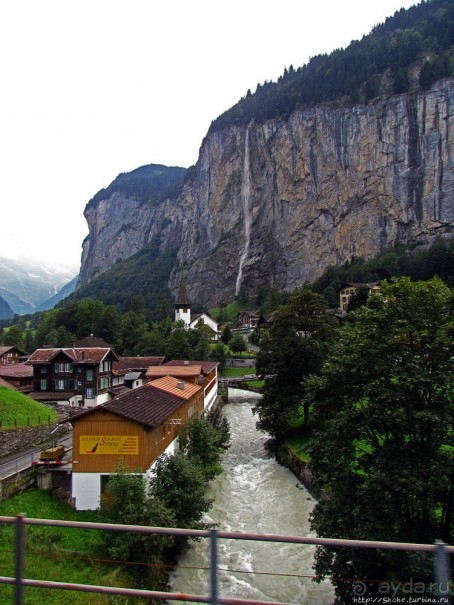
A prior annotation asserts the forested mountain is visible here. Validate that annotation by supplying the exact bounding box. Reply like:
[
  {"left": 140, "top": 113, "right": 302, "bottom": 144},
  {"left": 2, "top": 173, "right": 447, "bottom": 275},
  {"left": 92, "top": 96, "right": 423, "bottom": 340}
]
[
  {"left": 210, "top": 0, "right": 453, "bottom": 132},
  {"left": 0, "top": 256, "right": 77, "bottom": 315},
  {"left": 76, "top": 0, "right": 453, "bottom": 313}
]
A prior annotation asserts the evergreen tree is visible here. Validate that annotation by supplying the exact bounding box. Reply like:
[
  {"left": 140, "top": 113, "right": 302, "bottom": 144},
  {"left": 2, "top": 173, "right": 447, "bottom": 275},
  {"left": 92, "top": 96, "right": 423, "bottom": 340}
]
[{"left": 308, "top": 277, "right": 454, "bottom": 603}]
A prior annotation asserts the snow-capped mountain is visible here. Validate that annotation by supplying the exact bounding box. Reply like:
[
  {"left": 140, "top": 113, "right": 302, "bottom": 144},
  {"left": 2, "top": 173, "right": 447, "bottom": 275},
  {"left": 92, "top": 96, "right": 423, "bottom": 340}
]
[{"left": 0, "top": 256, "right": 78, "bottom": 314}]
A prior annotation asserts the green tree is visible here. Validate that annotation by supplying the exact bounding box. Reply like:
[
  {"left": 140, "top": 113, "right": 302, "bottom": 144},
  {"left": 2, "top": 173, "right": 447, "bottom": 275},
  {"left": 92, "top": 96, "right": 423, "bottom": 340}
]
[
  {"left": 3, "top": 325, "right": 24, "bottom": 349},
  {"left": 165, "top": 321, "right": 191, "bottom": 360},
  {"left": 150, "top": 452, "right": 212, "bottom": 529},
  {"left": 180, "top": 415, "right": 229, "bottom": 480},
  {"left": 76, "top": 298, "right": 105, "bottom": 338},
  {"left": 221, "top": 324, "right": 232, "bottom": 345},
  {"left": 117, "top": 310, "right": 149, "bottom": 355},
  {"left": 308, "top": 277, "right": 454, "bottom": 604},
  {"left": 210, "top": 342, "right": 226, "bottom": 372},
  {"left": 229, "top": 333, "right": 247, "bottom": 356},
  {"left": 100, "top": 462, "right": 176, "bottom": 588},
  {"left": 255, "top": 290, "right": 338, "bottom": 440}
]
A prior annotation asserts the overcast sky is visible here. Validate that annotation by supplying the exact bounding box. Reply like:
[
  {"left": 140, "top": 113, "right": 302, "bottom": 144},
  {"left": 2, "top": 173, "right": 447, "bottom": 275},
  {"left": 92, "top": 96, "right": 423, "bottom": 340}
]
[{"left": 0, "top": 0, "right": 417, "bottom": 270}]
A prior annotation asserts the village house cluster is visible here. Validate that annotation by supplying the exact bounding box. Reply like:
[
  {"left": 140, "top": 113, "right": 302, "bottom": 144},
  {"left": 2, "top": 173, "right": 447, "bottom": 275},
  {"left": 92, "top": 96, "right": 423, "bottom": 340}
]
[{"left": 0, "top": 292, "right": 221, "bottom": 509}]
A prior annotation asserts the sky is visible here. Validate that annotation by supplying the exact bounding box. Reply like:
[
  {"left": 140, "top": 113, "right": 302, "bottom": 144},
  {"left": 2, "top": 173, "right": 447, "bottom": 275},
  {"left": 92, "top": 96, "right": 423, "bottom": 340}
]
[{"left": 0, "top": 0, "right": 417, "bottom": 271}]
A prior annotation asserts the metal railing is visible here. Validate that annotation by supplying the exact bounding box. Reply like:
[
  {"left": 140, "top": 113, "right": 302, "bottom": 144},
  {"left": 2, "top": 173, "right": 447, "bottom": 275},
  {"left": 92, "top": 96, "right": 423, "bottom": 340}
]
[{"left": 0, "top": 514, "right": 452, "bottom": 605}]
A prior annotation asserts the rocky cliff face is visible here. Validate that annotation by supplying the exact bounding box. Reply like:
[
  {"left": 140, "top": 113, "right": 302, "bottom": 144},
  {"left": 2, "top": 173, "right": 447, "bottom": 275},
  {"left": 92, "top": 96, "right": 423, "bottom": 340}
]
[{"left": 80, "top": 79, "right": 454, "bottom": 306}]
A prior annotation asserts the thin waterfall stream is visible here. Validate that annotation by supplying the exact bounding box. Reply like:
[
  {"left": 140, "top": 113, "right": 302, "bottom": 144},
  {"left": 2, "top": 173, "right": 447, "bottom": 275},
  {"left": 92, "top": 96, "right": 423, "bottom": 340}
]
[
  {"left": 169, "top": 389, "right": 334, "bottom": 604},
  {"left": 235, "top": 127, "right": 252, "bottom": 296}
]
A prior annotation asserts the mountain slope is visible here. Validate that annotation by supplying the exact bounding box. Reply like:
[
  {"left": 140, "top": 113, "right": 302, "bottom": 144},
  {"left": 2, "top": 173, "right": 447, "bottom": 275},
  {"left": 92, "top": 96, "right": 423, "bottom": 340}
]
[
  {"left": 78, "top": 0, "right": 454, "bottom": 309},
  {"left": 0, "top": 295, "right": 14, "bottom": 320},
  {"left": 0, "top": 256, "right": 78, "bottom": 314}
]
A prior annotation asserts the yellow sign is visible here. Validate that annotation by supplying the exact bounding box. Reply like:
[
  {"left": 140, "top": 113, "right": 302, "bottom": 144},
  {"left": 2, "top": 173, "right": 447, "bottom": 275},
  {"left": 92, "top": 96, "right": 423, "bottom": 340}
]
[{"left": 80, "top": 436, "right": 139, "bottom": 455}]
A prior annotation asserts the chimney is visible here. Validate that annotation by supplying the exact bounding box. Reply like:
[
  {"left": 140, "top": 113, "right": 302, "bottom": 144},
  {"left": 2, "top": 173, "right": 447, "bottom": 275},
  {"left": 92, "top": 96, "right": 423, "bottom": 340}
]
[{"left": 176, "top": 381, "right": 185, "bottom": 390}]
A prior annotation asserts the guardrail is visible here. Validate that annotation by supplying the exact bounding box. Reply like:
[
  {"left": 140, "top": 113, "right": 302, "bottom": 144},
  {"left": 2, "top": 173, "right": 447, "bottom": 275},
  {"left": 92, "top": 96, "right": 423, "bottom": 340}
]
[{"left": 0, "top": 514, "right": 452, "bottom": 605}]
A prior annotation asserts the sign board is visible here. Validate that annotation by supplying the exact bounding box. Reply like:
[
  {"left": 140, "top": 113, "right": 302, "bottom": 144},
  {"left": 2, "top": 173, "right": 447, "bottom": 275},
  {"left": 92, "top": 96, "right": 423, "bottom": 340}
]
[{"left": 80, "top": 435, "right": 139, "bottom": 455}]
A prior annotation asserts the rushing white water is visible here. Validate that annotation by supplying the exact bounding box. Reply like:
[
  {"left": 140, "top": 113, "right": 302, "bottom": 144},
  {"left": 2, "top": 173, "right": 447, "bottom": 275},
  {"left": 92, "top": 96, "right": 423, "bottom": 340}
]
[
  {"left": 169, "top": 390, "right": 334, "bottom": 604},
  {"left": 235, "top": 128, "right": 252, "bottom": 295}
]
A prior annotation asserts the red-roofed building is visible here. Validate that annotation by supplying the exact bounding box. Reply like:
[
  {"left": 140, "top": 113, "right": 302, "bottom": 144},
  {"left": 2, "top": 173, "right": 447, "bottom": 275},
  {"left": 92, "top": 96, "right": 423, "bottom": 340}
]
[
  {"left": 0, "top": 346, "right": 26, "bottom": 366},
  {"left": 70, "top": 376, "right": 204, "bottom": 509},
  {"left": 26, "top": 347, "right": 119, "bottom": 408},
  {"left": 149, "top": 359, "right": 219, "bottom": 412},
  {"left": 0, "top": 363, "right": 33, "bottom": 392}
]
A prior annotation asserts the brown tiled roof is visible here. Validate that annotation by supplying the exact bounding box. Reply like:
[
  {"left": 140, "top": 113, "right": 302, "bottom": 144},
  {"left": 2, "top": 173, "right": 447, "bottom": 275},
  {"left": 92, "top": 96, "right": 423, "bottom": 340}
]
[
  {"left": 164, "top": 359, "right": 219, "bottom": 374},
  {"left": 0, "top": 363, "right": 33, "bottom": 379},
  {"left": 0, "top": 346, "right": 26, "bottom": 356},
  {"left": 150, "top": 376, "right": 201, "bottom": 400},
  {"left": 146, "top": 365, "right": 202, "bottom": 379},
  {"left": 26, "top": 347, "right": 118, "bottom": 365},
  {"left": 71, "top": 378, "right": 201, "bottom": 427},
  {"left": 115, "top": 356, "right": 166, "bottom": 371}
]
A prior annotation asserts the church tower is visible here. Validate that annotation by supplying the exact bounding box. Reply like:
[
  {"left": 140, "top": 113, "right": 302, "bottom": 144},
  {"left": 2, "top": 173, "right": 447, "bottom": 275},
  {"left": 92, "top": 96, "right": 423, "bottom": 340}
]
[{"left": 175, "top": 278, "right": 191, "bottom": 327}]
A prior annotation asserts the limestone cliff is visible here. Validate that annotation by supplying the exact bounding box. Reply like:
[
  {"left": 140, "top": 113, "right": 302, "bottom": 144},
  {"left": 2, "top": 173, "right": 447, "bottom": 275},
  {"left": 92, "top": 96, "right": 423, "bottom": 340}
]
[{"left": 79, "top": 79, "right": 454, "bottom": 307}]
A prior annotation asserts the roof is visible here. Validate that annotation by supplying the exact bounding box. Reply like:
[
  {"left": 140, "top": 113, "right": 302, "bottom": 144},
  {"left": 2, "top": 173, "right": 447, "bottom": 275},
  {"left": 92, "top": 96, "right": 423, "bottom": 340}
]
[
  {"left": 151, "top": 375, "right": 201, "bottom": 400},
  {"left": 164, "top": 359, "right": 219, "bottom": 374},
  {"left": 71, "top": 377, "right": 201, "bottom": 428},
  {"left": 0, "top": 346, "right": 26, "bottom": 356},
  {"left": 125, "top": 372, "right": 142, "bottom": 380},
  {"left": 175, "top": 277, "right": 191, "bottom": 307},
  {"left": 26, "top": 347, "right": 119, "bottom": 365},
  {"left": 337, "top": 281, "right": 380, "bottom": 292},
  {"left": 114, "top": 356, "right": 166, "bottom": 371},
  {"left": 0, "top": 363, "right": 33, "bottom": 379},
  {"left": 146, "top": 365, "right": 202, "bottom": 379}
]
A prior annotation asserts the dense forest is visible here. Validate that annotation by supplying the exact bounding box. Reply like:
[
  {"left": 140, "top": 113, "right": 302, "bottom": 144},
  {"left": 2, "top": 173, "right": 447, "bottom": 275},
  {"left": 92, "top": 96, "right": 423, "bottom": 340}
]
[
  {"left": 210, "top": 0, "right": 453, "bottom": 132},
  {"left": 85, "top": 164, "right": 187, "bottom": 211}
]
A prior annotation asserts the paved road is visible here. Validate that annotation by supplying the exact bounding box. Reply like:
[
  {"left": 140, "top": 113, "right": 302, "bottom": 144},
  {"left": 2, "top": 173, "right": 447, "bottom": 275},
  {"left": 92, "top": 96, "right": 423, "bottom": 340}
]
[{"left": 0, "top": 433, "right": 72, "bottom": 479}]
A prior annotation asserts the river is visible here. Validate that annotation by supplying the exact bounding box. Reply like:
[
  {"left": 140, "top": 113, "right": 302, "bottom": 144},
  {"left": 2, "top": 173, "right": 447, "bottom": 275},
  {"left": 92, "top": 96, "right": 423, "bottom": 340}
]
[{"left": 169, "top": 389, "right": 334, "bottom": 604}]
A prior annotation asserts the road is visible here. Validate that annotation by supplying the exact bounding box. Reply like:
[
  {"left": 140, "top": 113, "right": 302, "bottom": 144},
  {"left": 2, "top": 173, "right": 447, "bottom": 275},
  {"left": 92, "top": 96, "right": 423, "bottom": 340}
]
[{"left": 0, "top": 433, "right": 72, "bottom": 479}]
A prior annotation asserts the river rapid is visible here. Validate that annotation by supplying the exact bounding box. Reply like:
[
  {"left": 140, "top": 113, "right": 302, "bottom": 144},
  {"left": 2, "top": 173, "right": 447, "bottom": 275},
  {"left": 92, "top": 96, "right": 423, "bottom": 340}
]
[{"left": 169, "top": 389, "right": 334, "bottom": 604}]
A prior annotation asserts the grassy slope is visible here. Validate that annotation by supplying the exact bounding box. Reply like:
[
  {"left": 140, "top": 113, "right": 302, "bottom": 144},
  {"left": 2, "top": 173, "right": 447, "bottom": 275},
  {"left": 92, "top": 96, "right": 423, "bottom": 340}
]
[
  {"left": 0, "top": 387, "right": 58, "bottom": 428},
  {"left": 0, "top": 489, "right": 142, "bottom": 604}
]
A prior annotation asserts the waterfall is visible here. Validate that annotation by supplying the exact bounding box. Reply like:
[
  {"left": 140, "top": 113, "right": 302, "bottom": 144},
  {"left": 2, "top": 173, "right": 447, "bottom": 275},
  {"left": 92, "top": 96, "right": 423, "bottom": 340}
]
[{"left": 235, "top": 127, "right": 252, "bottom": 296}]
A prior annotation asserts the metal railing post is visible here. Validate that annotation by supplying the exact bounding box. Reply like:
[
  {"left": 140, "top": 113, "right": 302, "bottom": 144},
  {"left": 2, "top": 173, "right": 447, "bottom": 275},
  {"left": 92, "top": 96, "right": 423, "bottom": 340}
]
[
  {"left": 434, "top": 540, "right": 450, "bottom": 604},
  {"left": 14, "top": 514, "right": 26, "bottom": 605},
  {"left": 209, "top": 528, "right": 219, "bottom": 605}
]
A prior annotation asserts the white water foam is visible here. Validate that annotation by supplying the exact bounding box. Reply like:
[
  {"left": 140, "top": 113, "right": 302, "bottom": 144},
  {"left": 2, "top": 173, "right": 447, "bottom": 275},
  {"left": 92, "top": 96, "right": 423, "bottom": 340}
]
[{"left": 235, "top": 126, "right": 252, "bottom": 295}]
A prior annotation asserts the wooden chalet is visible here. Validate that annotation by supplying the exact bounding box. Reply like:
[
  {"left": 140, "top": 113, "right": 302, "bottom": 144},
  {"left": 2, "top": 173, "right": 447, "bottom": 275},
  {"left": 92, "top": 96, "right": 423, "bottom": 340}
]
[
  {"left": 0, "top": 363, "right": 33, "bottom": 392},
  {"left": 70, "top": 376, "right": 204, "bottom": 510},
  {"left": 0, "top": 346, "right": 26, "bottom": 366},
  {"left": 26, "top": 346, "right": 119, "bottom": 407}
]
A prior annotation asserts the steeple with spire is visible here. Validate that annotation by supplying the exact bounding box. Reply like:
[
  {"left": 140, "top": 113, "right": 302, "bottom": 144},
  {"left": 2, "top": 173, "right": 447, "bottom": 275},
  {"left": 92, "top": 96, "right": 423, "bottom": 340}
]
[{"left": 175, "top": 278, "right": 191, "bottom": 327}]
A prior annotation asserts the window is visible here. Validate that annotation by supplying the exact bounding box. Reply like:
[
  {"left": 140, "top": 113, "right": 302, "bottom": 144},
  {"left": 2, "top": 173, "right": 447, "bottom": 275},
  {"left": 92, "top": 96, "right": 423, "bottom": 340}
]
[
  {"left": 55, "top": 379, "right": 70, "bottom": 391},
  {"left": 99, "top": 376, "right": 111, "bottom": 390},
  {"left": 100, "top": 360, "right": 111, "bottom": 372},
  {"left": 187, "top": 404, "right": 195, "bottom": 418},
  {"left": 54, "top": 362, "right": 73, "bottom": 373},
  {"left": 86, "top": 369, "right": 93, "bottom": 381},
  {"left": 40, "top": 379, "right": 47, "bottom": 391},
  {"left": 85, "top": 387, "right": 94, "bottom": 399}
]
